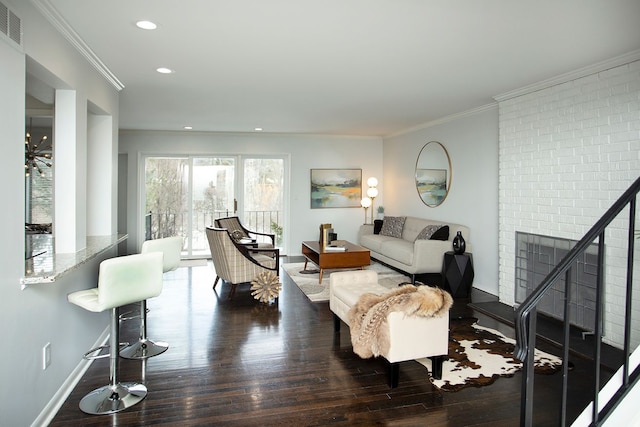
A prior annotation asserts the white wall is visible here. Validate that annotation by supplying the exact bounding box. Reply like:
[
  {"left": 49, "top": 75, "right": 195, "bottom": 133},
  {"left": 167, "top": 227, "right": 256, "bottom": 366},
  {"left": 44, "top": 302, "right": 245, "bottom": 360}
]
[
  {"left": 382, "top": 106, "right": 500, "bottom": 295},
  {"left": 497, "top": 59, "right": 640, "bottom": 348},
  {"left": 118, "top": 130, "right": 383, "bottom": 255},
  {"left": 0, "top": 1, "right": 120, "bottom": 425}
]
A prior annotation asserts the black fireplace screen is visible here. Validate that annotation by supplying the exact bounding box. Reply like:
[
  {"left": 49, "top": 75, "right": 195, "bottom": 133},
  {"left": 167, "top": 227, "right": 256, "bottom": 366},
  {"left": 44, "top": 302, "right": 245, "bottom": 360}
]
[{"left": 515, "top": 231, "right": 600, "bottom": 331}]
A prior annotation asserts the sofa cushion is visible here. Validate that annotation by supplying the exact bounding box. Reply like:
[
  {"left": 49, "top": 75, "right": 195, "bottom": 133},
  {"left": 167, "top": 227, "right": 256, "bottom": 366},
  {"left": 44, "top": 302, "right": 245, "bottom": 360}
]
[
  {"left": 373, "top": 219, "right": 384, "bottom": 234},
  {"left": 359, "top": 233, "right": 397, "bottom": 253},
  {"left": 430, "top": 225, "right": 450, "bottom": 241},
  {"left": 415, "top": 224, "right": 443, "bottom": 241},
  {"left": 379, "top": 238, "right": 414, "bottom": 265},
  {"left": 380, "top": 216, "right": 406, "bottom": 238}
]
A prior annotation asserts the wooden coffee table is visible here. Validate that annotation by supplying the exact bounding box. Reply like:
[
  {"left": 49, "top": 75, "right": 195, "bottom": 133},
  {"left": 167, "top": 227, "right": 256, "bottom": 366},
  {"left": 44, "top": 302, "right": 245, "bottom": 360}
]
[{"left": 301, "top": 241, "right": 371, "bottom": 283}]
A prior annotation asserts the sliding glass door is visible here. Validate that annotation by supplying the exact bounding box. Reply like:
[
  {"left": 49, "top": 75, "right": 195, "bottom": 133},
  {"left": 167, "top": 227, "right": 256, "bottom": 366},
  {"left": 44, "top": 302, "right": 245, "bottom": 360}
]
[
  {"left": 242, "top": 157, "right": 285, "bottom": 247},
  {"left": 144, "top": 155, "right": 286, "bottom": 258},
  {"left": 190, "top": 157, "right": 236, "bottom": 257}
]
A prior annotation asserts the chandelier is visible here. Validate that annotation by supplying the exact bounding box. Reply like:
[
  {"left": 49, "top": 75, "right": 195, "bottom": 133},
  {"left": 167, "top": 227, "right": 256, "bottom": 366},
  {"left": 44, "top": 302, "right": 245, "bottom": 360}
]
[{"left": 25, "top": 128, "right": 52, "bottom": 177}]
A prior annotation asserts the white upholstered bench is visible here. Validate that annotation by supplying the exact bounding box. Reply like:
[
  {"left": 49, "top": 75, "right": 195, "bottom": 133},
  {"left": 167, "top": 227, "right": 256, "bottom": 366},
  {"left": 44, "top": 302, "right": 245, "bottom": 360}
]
[{"left": 329, "top": 269, "right": 451, "bottom": 388}]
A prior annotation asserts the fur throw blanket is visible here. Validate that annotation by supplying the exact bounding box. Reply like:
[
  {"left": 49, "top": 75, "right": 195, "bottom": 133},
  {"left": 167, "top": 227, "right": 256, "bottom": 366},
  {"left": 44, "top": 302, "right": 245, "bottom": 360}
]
[{"left": 347, "top": 285, "right": 452, "bottom": 359}]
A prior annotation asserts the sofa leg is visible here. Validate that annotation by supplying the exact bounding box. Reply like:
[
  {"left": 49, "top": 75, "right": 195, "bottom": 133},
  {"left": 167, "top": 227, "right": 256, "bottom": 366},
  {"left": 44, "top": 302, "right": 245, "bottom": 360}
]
[
  {"left": 333, "top": 313, "right": 341, "bottom": 333},
  {"left": 389, "top": 362, "right": 399, "bottom": 388},
  {"left": 431, "top": 355, "right": 444, "bottom": 380}
]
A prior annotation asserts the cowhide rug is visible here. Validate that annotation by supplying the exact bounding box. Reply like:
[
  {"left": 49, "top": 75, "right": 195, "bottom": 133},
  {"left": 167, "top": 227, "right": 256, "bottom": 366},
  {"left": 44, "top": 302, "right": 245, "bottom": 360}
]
[{"left": 416, "top": 317, "right": 562, "bottom": 392}]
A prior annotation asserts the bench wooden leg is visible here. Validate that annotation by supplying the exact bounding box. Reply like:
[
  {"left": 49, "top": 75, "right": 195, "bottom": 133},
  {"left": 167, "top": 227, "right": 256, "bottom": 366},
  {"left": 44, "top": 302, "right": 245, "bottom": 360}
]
[
  {"left": 431, "top": 355, "right": 444, "bottom": 380},
  {"left": 389, "top": 362, "right": 400, "bottom": 388}
]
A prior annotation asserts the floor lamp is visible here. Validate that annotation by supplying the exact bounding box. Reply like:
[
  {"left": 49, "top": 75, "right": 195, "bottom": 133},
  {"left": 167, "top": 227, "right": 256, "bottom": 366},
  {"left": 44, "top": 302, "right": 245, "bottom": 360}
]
[
  {"left": 360, "top": 197, "right": 372, "bottom": 224},
  {"left": 366, "top": 177, "right": 378, "bottom": 224}
]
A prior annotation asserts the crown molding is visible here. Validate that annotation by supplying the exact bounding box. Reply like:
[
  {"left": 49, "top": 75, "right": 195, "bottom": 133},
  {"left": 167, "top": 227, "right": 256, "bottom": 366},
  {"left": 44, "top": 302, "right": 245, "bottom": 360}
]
[
  {"left": 31, "top": 0, "right": 124, "bottom": 91},
  {"left": 494, "top": 49, "right": 640, "bottom": 102},
  {"left": 386, "top": 50, "right": 640, "bottom": 139},
  {"left": 385, "top": 102, "right": 498, "bottom": 139}
]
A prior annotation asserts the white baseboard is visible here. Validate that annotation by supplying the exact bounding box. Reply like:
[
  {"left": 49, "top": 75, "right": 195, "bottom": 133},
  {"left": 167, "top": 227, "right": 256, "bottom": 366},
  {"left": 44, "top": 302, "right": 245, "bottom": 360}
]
[{"left": 31, "top": 327, "right": 110, "bottom": 427}]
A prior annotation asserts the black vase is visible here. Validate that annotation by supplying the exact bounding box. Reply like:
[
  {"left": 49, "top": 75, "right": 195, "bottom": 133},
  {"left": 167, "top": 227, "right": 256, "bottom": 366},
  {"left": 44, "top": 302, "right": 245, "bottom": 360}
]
[{"left": 453, "top": 231, "right": 466, "bottom": 254}]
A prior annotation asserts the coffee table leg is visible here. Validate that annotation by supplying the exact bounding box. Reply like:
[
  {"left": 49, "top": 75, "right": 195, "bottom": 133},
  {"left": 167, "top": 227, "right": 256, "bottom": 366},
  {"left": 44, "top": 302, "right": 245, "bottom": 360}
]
[
  {"left": 303, "top": 259, "right": 308, "bottom": 270},
  {"left": 319, "top": 269, "right": 324, "bottom": 283}
]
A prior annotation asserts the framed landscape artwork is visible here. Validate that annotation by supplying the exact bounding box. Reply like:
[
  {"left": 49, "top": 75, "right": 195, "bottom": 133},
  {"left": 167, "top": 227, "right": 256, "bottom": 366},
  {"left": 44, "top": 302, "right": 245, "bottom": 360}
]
[
  {"left": 310, "top": 169, "right": 362, "bottom": 209},
  {"left": 416, "top": 168, "right": 447, "bottom": 206}
]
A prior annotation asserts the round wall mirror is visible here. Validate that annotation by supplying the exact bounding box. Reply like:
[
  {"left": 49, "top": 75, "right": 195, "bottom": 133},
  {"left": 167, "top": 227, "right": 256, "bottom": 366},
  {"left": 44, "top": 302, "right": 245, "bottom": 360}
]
[{"left": 415, "top": 141, "right": 452, "bottom": 207}]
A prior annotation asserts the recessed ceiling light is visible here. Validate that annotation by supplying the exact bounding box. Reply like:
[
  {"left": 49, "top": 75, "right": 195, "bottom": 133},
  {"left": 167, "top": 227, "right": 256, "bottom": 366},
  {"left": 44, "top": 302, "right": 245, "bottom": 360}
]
[
  {"left": 183, "top": 126, "right": 193, "bottom": 130},
  {"left": 156, "top": 67, "right": 174, "bottom": 74},
  {"left": 136, "top": 20, "right": 157, "bottom": 30},
  {"left": 254, "top": 127, "right": 263, "bottom": 131}
]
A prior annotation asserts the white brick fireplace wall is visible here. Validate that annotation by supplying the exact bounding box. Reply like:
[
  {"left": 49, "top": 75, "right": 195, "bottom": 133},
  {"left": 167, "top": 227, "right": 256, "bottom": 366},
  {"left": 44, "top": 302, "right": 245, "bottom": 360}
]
[{"left": 497, "top": 58, "right": 640, "bottom": 348}]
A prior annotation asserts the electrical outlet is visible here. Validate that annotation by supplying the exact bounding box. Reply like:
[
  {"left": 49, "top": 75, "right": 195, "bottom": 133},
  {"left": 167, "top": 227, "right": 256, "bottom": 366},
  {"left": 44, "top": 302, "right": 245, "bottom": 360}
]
[{"left": 42, "top": 343, "right": 51, "bottom": 370}]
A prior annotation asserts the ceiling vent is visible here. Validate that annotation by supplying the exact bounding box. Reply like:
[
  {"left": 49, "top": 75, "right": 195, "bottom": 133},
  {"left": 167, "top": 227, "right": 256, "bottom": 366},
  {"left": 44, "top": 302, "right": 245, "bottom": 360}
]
[{"left": 0, "top": 1, "right": 22, "bottom": 47}]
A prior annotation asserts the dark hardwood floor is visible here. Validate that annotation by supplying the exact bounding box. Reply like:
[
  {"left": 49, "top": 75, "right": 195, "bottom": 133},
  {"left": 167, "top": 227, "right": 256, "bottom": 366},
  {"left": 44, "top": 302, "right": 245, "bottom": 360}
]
[{"left": 50, "top": 258, "right": 608, "bottom": 426}]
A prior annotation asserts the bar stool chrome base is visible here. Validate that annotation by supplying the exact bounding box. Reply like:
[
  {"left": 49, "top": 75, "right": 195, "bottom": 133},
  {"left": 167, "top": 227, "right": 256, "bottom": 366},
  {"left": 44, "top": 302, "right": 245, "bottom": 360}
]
[
  {"left": 120, "top": 338, "right": 168, "bottom": 359},
  {"left": 79, "top": 382, "right": 147, "bottom": 415},
  {"left": 120, "top": 298, "right": 169, "bottom": 360}
]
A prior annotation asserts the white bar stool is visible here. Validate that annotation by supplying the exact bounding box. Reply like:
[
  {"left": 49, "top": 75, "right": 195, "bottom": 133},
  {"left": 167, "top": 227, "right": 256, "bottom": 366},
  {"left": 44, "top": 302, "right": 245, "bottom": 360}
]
[
  {"left": 67, "top": 252, "right": 163, "bottom": 415},
  {"left": 120, "top": 236, "right": 182, "bottom": 359}
]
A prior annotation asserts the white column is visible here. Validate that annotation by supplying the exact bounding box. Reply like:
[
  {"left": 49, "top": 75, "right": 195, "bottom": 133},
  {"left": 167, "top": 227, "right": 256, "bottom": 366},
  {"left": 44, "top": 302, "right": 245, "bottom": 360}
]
[
  {"left": 0, "top": 40, "right": 26, "bottom": 275},
  {"left": 54, "top": 89, "right": 87, "bottom": 253},
  {"left": 87, "top": 113, "right": 113, "bottom": 236}
]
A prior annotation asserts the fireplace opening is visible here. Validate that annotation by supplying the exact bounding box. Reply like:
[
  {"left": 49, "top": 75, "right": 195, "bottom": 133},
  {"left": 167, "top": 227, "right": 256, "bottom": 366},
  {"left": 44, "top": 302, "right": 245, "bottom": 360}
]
[{"left": 515, "top": 231, "right": 600, "bottom": 332}]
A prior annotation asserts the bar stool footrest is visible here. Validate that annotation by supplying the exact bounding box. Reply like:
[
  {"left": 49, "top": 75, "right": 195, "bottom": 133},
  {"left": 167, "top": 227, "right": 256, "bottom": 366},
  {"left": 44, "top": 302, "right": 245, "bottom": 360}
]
[
  {"left": 119, "top": 307, "right": 150, "bottom": 322},
  {"left": 83, "top": 343, "right": 130, "bottom": 360}
]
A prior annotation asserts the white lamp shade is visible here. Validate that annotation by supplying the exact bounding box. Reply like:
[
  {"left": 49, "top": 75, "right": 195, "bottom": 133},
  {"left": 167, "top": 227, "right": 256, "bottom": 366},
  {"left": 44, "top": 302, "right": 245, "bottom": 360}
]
[
  {"left": 366, "top": 187, "right": 378, "bottom": 198},
  {"left": 360, "top": 197, "right": 372, "bottom": 208},
  {"left": 367, "top": 177, "right": 378, "bottom": 187}
]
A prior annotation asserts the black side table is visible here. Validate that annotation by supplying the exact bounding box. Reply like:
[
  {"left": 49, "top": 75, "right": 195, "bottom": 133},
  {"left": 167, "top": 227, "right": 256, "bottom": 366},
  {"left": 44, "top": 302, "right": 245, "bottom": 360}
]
[{"left": 442, "top": 251, "right": 474, "bottom": 298}]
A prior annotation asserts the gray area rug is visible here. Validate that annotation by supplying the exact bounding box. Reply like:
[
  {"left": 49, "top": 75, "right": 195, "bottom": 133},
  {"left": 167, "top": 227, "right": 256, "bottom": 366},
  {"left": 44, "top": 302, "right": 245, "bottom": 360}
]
[{"left": 282, "top": 262, "right": 410, "bottom": 302}]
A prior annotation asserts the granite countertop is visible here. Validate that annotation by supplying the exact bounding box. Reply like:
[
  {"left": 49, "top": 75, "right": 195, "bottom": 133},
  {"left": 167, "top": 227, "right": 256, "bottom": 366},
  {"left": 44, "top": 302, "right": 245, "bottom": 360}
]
[{"left": 22, "top": 233, "right": 128, "bottom": 287}]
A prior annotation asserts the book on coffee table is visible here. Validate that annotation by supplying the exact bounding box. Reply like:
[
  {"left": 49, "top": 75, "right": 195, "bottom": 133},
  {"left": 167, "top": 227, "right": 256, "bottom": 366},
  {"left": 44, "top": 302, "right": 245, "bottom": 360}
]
[{"left": 325, "top": 243, "right": 347, "bottom": 251}]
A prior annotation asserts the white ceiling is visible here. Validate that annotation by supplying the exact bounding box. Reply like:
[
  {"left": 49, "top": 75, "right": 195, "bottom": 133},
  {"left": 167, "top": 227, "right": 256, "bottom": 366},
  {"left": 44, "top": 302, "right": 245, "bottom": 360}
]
[{"left": 41, "top": 0, "right": 640, "bottom": 137}]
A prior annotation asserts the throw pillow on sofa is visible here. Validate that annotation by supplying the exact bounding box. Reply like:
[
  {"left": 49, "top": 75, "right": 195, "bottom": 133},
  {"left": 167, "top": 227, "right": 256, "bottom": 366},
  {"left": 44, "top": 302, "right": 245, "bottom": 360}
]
[
  {"left": 373, "top": 219, "right": 384, "bottom": 234},
  {"left": 429, "top": 225, "right": 449, "bottom": 241},
  {"left": 415, "top": 224, "right": 443, "bottom": 241},
  {"left": 379, "top": 216, "right": 406, "bottom": 238}
]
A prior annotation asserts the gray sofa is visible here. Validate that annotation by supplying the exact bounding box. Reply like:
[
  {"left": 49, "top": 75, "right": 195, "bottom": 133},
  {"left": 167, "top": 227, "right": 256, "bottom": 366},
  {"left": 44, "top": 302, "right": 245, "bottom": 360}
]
[{"left": 358, "top": 216, "right": 470, "bottom": 282}]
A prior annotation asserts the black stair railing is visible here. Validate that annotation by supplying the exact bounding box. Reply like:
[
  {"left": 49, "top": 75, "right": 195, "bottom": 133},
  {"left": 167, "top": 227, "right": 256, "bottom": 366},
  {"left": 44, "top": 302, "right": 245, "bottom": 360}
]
[{"left": 514, "top": 175, "right": 640, "bottom": 427}]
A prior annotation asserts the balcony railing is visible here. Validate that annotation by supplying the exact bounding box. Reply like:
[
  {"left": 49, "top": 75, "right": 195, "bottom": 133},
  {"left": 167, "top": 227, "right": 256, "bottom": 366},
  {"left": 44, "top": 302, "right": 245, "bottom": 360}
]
[{"left": 145, "top": 210, "right": 283, "bottom": 250}]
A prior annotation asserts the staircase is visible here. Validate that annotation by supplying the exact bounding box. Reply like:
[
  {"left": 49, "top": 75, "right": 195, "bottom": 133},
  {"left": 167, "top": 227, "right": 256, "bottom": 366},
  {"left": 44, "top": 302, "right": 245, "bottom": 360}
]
[{"left": 514, "top": 176, "right": 640, "bottom": 426}]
